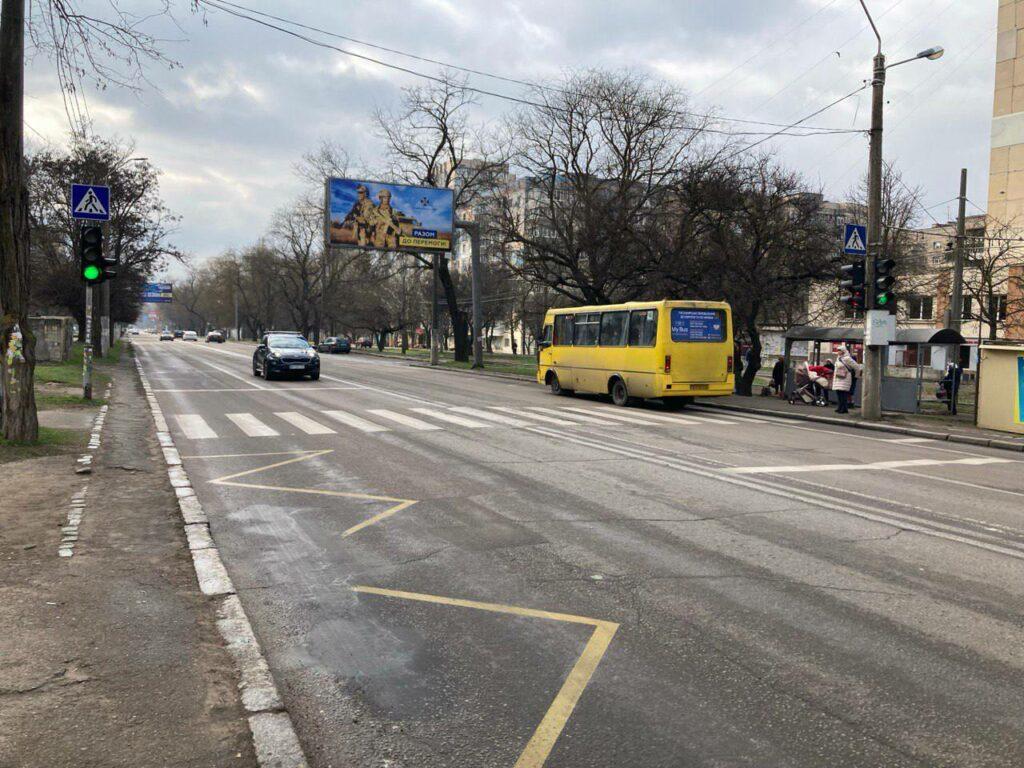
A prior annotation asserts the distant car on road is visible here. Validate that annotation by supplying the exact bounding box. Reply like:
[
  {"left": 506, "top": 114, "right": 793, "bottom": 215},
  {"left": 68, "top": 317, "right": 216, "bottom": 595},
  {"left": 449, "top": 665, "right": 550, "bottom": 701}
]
[
  {"left": 357, "top": 337, "right": 373, "bottom": 348},
  {"left": 205, "top": 330, "right": 225, "bottom": 343},
  {"left": 182, "top": 330, "right": 198, "bottom": 341},
  {"left": 159, "top": 330, "right": 174, "bottom": 341},
  {"left": 253, "top": 333, "right": 320, "bottom": 381},
  {"left": 317, "top": 337, "right": 351, "bottom": 354},
  {"left": 173, "top": 329, "right": 184, "bottom": 339}
]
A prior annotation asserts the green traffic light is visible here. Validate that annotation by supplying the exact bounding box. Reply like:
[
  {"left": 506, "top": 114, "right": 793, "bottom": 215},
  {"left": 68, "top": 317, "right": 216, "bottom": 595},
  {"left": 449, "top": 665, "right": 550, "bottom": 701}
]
[
  {"left": 83, "top": 264, "right": 100, "bottom": 281},
  {"left": 877, "top": 294, "right": 890, "bottom": 306}
]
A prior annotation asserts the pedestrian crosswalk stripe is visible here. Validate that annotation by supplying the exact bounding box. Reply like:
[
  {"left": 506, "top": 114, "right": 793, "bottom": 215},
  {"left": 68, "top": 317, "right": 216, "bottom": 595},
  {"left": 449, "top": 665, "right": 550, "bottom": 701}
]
[
  {"left": 449, "top": 406, "right": 531, "bottom": 427},
  {"left": 489, "top": 406, "right": 582, "bottom": 427},
  {"left": 582, "top": 408, "right": 701, "bottom": 425},
  {"left": 558, "top": 406, "right": 666, "bottom": 426},
  {"left": 368, "top": 409, "right": 443, "bottom": 431},
  {"left": 175, "top": 414, "right": 217, "bottom": 440},
  {"left": 322, "top": 410, "right": 391, "bottom": 433},
  {"left": 411, "top": 408, "right": 491, "bottom": 428},
  {"left": 526, "top": 407, "right": 627, "bottom": 426},
  {"left": 227, "top": 413, "right": 279, "bottom": 437},
  {"left": 275, "top": 411, "right": 335, "bottom": 435}
]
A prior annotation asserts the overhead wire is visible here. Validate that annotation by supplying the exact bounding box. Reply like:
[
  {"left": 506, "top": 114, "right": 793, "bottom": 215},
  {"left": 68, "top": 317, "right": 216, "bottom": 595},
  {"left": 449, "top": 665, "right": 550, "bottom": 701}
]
[{"left": 201, "top": 0, "right": 861, "bottom": 137}]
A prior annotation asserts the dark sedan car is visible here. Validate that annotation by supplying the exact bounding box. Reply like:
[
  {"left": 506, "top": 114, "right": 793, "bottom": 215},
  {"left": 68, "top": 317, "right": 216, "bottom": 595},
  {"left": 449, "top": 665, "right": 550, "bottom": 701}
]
[
  {"left": 252, "top": 333, "right": 320, "bottom": 381},
  {"left": 317, "top": 336, "right": 351, "bottom": 354}
]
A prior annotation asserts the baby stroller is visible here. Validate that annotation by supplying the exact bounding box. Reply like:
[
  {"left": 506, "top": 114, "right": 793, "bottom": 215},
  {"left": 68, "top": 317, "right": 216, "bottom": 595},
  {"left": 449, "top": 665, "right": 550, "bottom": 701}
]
[{"left": 789, "top": 362, "right": 830, "bottom": 406}]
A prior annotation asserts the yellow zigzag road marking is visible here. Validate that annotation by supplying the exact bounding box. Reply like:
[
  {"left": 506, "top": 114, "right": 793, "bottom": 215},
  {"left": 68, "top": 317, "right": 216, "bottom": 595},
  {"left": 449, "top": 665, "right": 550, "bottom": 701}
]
[
  {"left": 194, "top": 449, "right": 418, "bottom": 538},
  {"left": 353, "top": 585, "right": 618, "bottom": 768}
]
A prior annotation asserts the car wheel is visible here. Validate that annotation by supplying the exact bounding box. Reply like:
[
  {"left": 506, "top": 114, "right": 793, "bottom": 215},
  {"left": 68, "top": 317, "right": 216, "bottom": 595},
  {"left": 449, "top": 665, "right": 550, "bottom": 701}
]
[
  {"left": 252, "top": 360, "right": 260, "bottom": 377},
  {"left": 611, "top": 378, "right": 633, "bottom": 407},
  {"left": 309, "top": 371, "right": 320, "bottom": 381},
  {"left": 262, "top": 363, "right": 273, "bottom": 381}
]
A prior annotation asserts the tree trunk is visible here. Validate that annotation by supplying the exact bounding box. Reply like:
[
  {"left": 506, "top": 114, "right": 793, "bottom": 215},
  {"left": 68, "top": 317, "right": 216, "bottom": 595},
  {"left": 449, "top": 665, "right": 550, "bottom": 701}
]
[
  {"left": 736, "top": 322, "right": 762, "bottom": 397},
  {"left": 0, "top": 0, "right": 37, "bottom": 442},
  {"left": 435, "top": 255, "right": 469, "bottom": 361}
]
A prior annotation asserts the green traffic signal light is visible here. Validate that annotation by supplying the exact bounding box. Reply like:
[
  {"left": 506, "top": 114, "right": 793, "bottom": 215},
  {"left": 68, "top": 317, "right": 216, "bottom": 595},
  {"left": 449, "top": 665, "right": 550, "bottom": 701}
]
[
  {"left": 83, "top": 264, "right": 100, "bottom": 281},
  {"left": 876, "top": 293, "right": 891, "bottom": 306}
]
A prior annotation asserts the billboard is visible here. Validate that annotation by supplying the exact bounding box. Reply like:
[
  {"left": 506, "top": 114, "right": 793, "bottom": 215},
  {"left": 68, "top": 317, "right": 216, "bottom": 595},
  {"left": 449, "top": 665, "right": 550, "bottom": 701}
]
[
  {"left": 141, "top": 282, "right": 173, "bottom": 303},
  {"left": 326, "top": 178, "right": 454, "bottom": 253}
]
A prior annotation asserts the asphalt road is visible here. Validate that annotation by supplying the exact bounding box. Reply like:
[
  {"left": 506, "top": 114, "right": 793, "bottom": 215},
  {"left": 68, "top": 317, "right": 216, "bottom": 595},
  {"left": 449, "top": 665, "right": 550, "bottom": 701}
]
[{"left": 135, "top": 338, "right": 1024, "bottom": 768}]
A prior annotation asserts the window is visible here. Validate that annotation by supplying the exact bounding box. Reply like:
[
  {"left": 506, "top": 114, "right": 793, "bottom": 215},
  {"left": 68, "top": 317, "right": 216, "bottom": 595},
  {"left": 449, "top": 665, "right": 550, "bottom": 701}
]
[
  {"left": 573, "top": 313, "right": 601, "bottom": 346},
  {"left": 542, "top": 324, "right": 552, "bottom": 345},
  {"left": 995, "top": 294, "right": 1008, "bottom": 321},
  {"left": 962, "top": 297, "right": 973, "bottom": 320},
  {"left": 628, "top": 309, "right": 658, "bottom": 346},
  {"left": 670, "top": 309, "right": 726, "bottom": 342},
  {"left": 599, "top": 311, "right": 628, "bottom": 346},
  {"left": 905, "top": 296, "right": 933, "bottom": 320},
  {"left": 553, "top": 315, "right": 574, "bottom": 346}
]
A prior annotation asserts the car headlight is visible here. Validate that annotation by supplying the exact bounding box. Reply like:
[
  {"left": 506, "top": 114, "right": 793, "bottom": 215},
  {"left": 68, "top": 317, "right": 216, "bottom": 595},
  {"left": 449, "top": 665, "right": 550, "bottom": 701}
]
[
  {"left": 307, "top": 349, "right": 317, "bottom": 358},
  {"left": 266, "top": 351, "right": 279, "bottom": 360}
]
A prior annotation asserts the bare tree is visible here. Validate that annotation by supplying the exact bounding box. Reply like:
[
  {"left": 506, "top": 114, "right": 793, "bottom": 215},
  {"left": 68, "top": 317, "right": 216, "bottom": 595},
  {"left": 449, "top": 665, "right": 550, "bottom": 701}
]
[
  {"left": 961, "top": 218, "right": 1024, "bottom": 340},
  {"left": 268, "top": 197, "right": 323, "bottom": 339},
  {"left": 1, "top": 0, "right": 182, "bottom": 441},
  {"left": 374, "top": 73, "right": 508, "bottom": 362},
  {"left": 493, "top": 70, "right": 708, "bottom": 305}
]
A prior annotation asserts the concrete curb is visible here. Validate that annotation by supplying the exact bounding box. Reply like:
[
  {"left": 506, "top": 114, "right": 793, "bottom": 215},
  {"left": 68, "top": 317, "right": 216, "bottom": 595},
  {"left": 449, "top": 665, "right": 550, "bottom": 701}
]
[
  {"left": 698, "top": 401, "right": 1024, "bottom": 452},
  {"left": 130, "top": 342, "right": 309, "bottom": 768}
]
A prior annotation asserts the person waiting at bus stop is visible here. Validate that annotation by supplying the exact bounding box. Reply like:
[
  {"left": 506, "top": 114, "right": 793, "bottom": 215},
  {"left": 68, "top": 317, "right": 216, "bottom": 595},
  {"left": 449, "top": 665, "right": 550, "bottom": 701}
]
[
  {"left": 832, "top": 345, "right": 862, "bottom": 414},
  {"left": 941, "top": 360, "right": 964, "bottom": 415}
]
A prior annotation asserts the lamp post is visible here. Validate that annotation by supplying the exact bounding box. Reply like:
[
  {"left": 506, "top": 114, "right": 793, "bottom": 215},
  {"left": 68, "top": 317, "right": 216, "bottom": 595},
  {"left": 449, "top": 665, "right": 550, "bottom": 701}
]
[{"left": 857, "top": 0, "right": 943, "bottom": 421}]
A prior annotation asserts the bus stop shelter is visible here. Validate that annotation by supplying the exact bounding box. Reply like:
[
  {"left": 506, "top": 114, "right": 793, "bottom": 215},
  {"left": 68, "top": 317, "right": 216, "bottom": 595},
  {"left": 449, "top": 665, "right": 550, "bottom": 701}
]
[{"left": 782, "top": 325, "right": 967, "bottom": 413}]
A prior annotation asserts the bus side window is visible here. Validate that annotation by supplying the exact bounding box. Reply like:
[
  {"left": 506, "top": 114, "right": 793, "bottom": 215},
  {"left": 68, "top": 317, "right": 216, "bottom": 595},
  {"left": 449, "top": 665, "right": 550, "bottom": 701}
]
[
  {"left": 628, "top": 310, "right": 657, "bottom": 346},
  {"left": 542, "top": 324, "right": 553, "bottom": 346},
  {"left": 599, "top": 311, "right": 628, "bottom": 346},
  {"left": 573, "top": 313, "right": 600, "bottom": 346},
  {"left": 553, "top": 315, "right": 574, "bottom": 346}
]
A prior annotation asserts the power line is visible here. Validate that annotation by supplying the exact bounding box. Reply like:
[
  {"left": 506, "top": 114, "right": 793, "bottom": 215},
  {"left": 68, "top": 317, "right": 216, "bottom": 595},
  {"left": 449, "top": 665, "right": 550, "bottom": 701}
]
[{"left": 203, "top": 0, "right": 861, "bottom": 136}]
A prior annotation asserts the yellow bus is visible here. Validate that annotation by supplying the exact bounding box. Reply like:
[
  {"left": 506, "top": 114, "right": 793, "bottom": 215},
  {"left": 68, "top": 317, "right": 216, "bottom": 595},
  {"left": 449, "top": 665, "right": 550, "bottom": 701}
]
[{"left": 537, "top": 300, "right": 734, "bottom": 407}]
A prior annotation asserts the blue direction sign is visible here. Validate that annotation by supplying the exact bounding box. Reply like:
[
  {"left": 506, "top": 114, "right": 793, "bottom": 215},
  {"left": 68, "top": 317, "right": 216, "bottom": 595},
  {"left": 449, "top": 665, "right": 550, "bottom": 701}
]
[
  {"left": 71, "top": 184, "right": 110, "bottom": 221},
  {"left": 141, "top": 282, "right": 173, "bottom": 303},
  {"left": 843, "top": 223, "right": 867, "bottom": 256}
]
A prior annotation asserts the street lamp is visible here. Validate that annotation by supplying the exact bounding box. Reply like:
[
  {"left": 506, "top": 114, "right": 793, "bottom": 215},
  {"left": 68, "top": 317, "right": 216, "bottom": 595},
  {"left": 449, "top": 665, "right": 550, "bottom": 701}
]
[{"left": 857, "top": 0, "right": 943, "bottom": 421}]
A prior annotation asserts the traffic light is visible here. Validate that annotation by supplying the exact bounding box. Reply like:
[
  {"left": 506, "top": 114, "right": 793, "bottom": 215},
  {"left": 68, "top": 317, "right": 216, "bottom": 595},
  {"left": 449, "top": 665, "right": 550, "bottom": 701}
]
[
  {"left": 839, "top": 260, "right": 865, "bottom": 311},
  {"left": 873, "top": 258, "right": 896, "bottom": 309},
  {"left": 78, "top": 225, "right": 116, "bottom": 284}
]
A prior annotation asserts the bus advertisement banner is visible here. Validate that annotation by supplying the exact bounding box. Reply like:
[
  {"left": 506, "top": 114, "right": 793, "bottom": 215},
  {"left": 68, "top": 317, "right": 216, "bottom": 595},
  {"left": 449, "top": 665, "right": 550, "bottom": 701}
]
[
  {"left": 326, "top": 178, "right": 454, "bottom": 253},
  {"left": 670, "top": 308, "right": 725, "bottom": 342}
]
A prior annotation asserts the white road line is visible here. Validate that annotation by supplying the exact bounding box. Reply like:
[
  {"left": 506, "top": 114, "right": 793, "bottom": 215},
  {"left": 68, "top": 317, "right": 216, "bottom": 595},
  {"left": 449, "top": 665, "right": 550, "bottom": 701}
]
[
  {"left": 193, "top": 357, "right": 267, "bottom": 390},
  {"left": 410, "top": 408, "right": 492, "bottom": 429},
  {"left": 275, "top": 412, "right": 336, "bottom": 435},
  {"left": 449, "top": 407, "right": 531, "bottom": 427},
  {"left": 322, "top": 410, "right": 391, "bottom": 433},
  {"left": 226, "top": 413, "right": 279, "bottom": 437},
  {"left": 175, "top": 414, "right": 218, "bottom": 440},
  {"left": 489, "top": 406, "right": 584, "bottom": 427},
  {"left": 368, "top": 409, "right": 444, "bottom": 431},
  {"left": 724, "top": 457, "right": 1015, "bottom": 475},
  {"left": 889, "top": 467, "right": 1024, "bottom": 499},
  {"left": 556, "top": 407, "right": 665, "bottom": 426},
  {"left": 589, "top": 408, "right": 703, "bottom": 426},
  {"left": 888, "top": 437, "right": 935, "bottom": 444},
  {"left": 525, "top": 407, "right": 634, "bottom": 426}
]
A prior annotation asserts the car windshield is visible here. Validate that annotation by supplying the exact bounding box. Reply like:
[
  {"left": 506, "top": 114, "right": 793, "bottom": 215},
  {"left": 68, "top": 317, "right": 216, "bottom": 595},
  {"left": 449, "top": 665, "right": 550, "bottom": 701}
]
[{"left": 268, "top": 336, "right": 309, "bottom": 349}]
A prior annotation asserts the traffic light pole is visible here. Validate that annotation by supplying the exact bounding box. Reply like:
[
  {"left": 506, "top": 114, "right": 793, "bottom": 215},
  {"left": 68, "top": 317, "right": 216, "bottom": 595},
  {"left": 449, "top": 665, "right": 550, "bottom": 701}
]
[
  {"left": 862, "top": 51, "right": 886, "bottom": 422},
  {"left": 83, "top": 284, "right": 93, "bottom": 400}
]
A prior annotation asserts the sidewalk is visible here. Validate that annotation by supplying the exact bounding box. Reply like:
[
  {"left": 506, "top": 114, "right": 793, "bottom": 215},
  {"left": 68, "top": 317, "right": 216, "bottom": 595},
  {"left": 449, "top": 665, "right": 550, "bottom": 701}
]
[
  {"left": 0, "top": 355, "right": 258, "bottom": 767},
  {"left": 697, "top": 393, "right": 1024, "bottom": 451}
]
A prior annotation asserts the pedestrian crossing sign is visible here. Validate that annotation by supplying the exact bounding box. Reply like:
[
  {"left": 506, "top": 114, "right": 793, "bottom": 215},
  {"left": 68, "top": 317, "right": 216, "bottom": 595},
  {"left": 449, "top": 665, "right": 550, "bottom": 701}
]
[
  {"left": 71, "top": 183, "right": 111, "bottom": 221},
  {"left": 843, "top": 223, "right": 867, "bottom": 256}
]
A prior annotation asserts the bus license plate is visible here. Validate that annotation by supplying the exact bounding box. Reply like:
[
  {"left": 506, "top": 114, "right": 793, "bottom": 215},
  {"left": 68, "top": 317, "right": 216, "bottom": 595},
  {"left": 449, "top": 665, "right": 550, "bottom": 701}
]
[{"left": 690, "top": 383, "right": 709, "bottom": 390}]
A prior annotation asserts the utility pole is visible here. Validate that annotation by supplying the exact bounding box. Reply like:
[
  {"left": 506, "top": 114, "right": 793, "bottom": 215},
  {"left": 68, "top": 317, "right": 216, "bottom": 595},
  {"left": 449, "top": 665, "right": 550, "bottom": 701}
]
[
  {"left": 430, "top": 251, "right": 440, "bottom": 366},
  {"left": 83, "top": 285, "right": 93, "bottom": 400},
  {"left": 949, "top": 168, "right": 968, "bottom": 333},
  {"left": 862, "top": 49, "right": 886, "bottom": 422},
  {"left": 233, "top": 288, "right": 239, "bottom": 341},
  {"left": 100, "top": 280, "right": 110, "bottom": 357},
  {"left": 456, "top": 219, "right": 484, "bottom": 369}
]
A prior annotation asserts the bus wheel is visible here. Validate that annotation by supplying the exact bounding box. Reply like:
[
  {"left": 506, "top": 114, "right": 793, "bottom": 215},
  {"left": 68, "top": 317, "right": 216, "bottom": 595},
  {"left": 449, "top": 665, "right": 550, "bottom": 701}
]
[
  {"left": 610, "top": 378, "right": 632, "bottom": 407},
  {"left": 550, "top": 373, "right": 571, "bottom": 396}
]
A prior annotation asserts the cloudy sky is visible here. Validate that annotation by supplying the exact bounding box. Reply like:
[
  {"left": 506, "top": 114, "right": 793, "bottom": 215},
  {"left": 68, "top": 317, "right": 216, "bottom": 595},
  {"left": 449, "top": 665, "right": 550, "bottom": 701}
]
[{"left": 24, "top": 0, "right": 997, "bottom": 275}]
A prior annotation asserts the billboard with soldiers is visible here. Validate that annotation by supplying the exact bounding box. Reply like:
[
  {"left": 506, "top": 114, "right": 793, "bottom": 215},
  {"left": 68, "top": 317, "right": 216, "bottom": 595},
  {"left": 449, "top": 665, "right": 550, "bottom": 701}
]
[{"left": 326, "top": 178, "right": 454, "bottom": 252}]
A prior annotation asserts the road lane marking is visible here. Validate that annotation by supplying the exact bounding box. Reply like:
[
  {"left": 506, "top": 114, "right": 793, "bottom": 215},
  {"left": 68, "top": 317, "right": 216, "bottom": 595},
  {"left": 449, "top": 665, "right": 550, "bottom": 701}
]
[
  {"left": 175, "top": 414, "right": 218, "bottom": 440},
  {"left": 449, "top": 407, "right": 531, "bottom": 427},
  {"left": 410, "top": 408, "right": 491, "bottom": 429},
  {"left": 367, "top": 409, "right": 443, "bottom": 431},
  {"left": 724, "top": 457, "right": 1015, "bottom": 475},
  {"left": 152, "top": 386, "right": 362, "bottom": 393},
  {"left": 205, "top": 449, "right": 418, "bottom": 537},
  {"left": 352, "top": 586, "right": 618, "bottom": 768},
  {"left": 559, "top": 406, "right": 678, "bottom": 426},
  {"left": 525, "top": 407, "right": 630, "bottom": 426},
  {"left": 888, "top": 437, "right": 935, "bottom": 443},
  {"left": 193, "top": 357, "right": 267, "bottom": 390},
  {"left": 889, "top": 467, "right": 1024, "bottom": 499},
  {"left": 322, "top": 410, "right": 391, "bottom": 433},
  {"left": 227, "top": 413, "right": 279, "bottom": 437},
  {"left": 490, "top": 407, "right": 583, "bottom": 427},
  {"left": 275, "top": 411, "right": 335, "bottom": 435}
]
